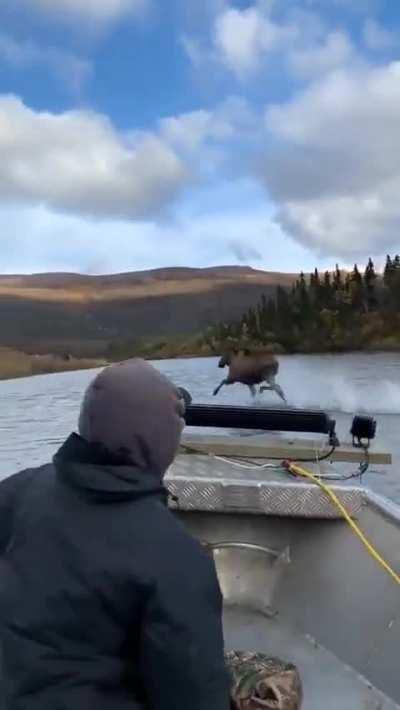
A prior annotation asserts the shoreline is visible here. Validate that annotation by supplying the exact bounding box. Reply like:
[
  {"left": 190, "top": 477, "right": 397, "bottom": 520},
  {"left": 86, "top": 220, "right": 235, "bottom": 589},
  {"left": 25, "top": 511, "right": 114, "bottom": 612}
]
[
  {"left": 0, "top": 345, "right": 399, "bottom": 383},
  {"left": 0, "top": 349, "right": 106, "bottom": 383}
]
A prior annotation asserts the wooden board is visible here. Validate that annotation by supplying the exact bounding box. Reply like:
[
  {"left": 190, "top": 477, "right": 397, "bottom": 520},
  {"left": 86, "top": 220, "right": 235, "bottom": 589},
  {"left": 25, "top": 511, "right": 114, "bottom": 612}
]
[{"left": 180, "top": 433, "right": 392, "bottom": 465}]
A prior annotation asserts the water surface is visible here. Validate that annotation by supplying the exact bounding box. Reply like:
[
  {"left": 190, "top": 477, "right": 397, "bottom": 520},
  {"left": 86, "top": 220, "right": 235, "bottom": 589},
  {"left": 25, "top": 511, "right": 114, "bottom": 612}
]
[{"left": 1, "top": 353, "right": 399, "bottom": 501}]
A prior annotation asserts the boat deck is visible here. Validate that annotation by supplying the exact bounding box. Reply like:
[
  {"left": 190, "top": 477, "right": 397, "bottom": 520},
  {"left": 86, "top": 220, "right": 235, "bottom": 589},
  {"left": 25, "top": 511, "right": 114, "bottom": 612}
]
[
  {"left": 167, "top": 451, "right": 365, "bottom": 519},
  {"left": 224, "top": 607, "right": 399, "bottom": 710},
  {"left": 173, "top": 432, "right": 400, "bottom": 706}
]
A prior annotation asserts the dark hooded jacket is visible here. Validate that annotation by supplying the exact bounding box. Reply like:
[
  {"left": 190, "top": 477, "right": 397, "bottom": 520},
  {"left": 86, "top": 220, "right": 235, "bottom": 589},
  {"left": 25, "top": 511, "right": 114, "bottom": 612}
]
[{"left": 0, "top": 361, "right": 231, "bottom": 710}]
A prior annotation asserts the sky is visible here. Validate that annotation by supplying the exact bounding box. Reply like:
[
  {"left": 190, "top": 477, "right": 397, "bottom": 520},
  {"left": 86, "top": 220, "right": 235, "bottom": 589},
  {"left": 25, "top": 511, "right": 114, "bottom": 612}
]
[{"left": 0, "top": 0, "right": 399, "bottom": 274}]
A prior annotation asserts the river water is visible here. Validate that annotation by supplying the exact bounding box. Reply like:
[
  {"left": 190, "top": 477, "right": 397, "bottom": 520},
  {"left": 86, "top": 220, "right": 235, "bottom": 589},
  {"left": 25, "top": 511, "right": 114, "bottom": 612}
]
[{"left": 1, "top": 353, "right": 400, "bottom": 502}]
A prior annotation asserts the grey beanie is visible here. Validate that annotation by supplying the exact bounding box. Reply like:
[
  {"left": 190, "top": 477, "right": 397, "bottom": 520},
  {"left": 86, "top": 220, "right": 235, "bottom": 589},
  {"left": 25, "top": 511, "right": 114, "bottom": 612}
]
[{"left": 78, "top": 359, "right": 185, "bottom": 476}]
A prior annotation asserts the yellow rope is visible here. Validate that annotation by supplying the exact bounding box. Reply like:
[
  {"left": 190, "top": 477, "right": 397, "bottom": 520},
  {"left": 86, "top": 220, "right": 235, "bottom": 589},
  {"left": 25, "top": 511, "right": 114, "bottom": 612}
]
[{"left": 285, "top": 461, "right": 400, "bottom": 587}]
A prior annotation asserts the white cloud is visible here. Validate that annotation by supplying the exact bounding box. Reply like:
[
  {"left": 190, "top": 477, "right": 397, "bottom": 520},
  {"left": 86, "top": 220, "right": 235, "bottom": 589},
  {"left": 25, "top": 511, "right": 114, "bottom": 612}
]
[
  {"left": 363, "top": 19, "right": 397, "bottom": 51},
  {"left": 288, "top": 31, "right": 355, "bottom": 78},
  {"left": 229, "top": 239, "right": 262, "bottom": 263},
  {"left": 0, "top": 96, "right": 188, "bottom": 220},
  {"left": 158, "top": 97, "right": 260, "bottom": 184},
  {"left": 262, "top": 62, "right": 400, "bottom": 256},
  {"left": 185, "top": 3, "right": 357, "bottom": 84},
  {"left": 22, "top": 0, "right": 148, "bottom": 25},
  {"left": 160, "top": 97, "right": 255, "bottom": 153},
  {"left": 161, "top": 110, "right": 230, "bottom": 153},
  {"left": 0, "top": 34, "right": 91, "bottom": 93},
  {"left": 181, "top": 36, "right": 205, "bottom": 69},
  {"left": 0, "top": 197, "right": 327, "bottom": 275},
  {"left": 213, "top": 6, "right": 295, "bottom": 76}
]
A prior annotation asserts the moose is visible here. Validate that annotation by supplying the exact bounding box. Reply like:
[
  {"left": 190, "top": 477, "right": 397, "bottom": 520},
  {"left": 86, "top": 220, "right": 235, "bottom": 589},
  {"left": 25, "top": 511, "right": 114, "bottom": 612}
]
[{"left": 212, "top": 349, "right": 286, "bottom": 402}]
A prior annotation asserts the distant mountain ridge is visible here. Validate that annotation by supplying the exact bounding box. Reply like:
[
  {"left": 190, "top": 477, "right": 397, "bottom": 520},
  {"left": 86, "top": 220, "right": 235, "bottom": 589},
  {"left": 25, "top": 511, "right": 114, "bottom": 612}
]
[
  {"left": 0, "top": 265, "right": 293, "bottom": 288},
  {"left": 0, "top": 265, "right": 296, "bottom": 356}
]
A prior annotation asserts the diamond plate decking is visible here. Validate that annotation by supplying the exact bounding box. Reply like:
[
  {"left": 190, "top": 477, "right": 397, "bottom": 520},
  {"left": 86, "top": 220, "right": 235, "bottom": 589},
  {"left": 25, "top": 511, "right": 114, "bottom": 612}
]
[{"left": 166, "top": 454, "right": 365, "bottom": 519}]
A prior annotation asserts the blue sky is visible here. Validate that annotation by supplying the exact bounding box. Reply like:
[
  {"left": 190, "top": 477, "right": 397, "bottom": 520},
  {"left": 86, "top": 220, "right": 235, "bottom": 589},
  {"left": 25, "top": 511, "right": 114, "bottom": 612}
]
[{"left": 0, "top": 0, "right": 399, "bottom": 274}]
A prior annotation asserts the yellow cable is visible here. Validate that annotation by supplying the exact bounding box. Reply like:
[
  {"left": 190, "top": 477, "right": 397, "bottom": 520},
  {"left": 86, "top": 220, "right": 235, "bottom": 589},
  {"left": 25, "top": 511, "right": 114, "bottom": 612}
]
[{"left": 286, "top": 461, "right": 400, "bottom": 587}]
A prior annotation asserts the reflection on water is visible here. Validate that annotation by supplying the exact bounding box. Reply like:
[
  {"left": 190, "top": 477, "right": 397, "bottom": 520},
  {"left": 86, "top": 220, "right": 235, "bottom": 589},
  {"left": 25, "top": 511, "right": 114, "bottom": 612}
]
[{"left": 1, "top": 352, "right": 400, "bottom": 501}]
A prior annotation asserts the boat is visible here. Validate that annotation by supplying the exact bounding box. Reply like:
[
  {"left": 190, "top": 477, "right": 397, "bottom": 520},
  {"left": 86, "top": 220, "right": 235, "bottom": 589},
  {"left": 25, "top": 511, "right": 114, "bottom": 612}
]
[{"left": 165, "top": 399, "right": 400, "bottom": 709}]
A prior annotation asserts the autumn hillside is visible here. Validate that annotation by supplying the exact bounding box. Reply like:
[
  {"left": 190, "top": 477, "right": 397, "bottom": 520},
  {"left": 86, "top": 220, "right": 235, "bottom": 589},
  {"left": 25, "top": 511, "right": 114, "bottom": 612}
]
[{"left": 0, "top": 266, "right": 295, "bottom": 358}]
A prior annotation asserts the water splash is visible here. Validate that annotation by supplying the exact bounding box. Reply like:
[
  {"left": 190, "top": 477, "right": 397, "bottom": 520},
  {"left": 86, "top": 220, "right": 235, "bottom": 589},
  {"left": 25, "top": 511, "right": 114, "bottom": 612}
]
[{"left": 281, "top": 373, "right": 400, "bottom": 415}]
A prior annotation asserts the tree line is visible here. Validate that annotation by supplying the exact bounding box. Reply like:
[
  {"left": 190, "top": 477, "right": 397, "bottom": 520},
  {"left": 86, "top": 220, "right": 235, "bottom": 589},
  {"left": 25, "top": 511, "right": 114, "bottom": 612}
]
[{"left": 202, "top": 256, "right": 400, "bottom": 353}]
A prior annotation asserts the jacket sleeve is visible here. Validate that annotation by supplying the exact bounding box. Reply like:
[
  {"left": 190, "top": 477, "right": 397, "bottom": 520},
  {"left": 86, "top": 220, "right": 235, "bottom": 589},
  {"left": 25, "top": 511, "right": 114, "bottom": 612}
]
[
  {"left": 139, "top": 538, "right": 231, "bottom": 710},
  {"left": 0, "top": 469, "right": 34, "bottom": 553}
]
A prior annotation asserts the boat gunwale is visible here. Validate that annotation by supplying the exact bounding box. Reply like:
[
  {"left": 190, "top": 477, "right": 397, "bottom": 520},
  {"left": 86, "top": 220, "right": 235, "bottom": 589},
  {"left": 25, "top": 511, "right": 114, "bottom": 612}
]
[{"left": 364, "top": 489, "right": 400, "bottom": 525}]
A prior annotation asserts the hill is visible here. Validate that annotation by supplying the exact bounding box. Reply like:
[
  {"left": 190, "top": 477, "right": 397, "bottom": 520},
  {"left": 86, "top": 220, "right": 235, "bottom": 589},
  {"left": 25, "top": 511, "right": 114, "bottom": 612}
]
[{"left": 0, "top": 266, "right": 295, "bottom": 358}]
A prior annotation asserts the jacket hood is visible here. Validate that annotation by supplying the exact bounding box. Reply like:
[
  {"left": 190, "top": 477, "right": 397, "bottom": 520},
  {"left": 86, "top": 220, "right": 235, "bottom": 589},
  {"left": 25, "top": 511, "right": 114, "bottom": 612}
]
[
  {"left": 78, "top": 359, "right": 185, "bottom": 477},
  {"left": 54, "top": 433, "right": 168, "bottom": 504}
]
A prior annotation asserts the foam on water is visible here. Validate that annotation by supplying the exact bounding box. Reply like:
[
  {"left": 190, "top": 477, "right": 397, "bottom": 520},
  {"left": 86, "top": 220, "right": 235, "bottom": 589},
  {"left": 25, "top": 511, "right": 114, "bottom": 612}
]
[{"left": 281, "top": 374, "right": 400, "bottom": 415}]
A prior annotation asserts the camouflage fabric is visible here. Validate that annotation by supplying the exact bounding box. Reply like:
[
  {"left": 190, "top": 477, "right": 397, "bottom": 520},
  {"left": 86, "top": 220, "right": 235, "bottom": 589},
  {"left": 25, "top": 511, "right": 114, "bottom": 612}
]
[{"left": 226, "top": 650, "right": 303, "bottom": 710}]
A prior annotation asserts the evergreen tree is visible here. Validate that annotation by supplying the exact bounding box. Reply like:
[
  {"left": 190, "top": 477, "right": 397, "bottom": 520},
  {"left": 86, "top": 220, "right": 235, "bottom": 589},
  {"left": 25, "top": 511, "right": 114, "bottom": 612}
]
[
  {"left": 296, "top": 271, "right": 311, "bottom": 323},
  {"left": 349, "top": 264, "right": 364, "bottom": 311},
  {"left": 333, "top": 264, "right": 342, "bottom": 290},
  {"left": 322, "top": 271, "right": 333, "bottom": 309},
  {"left": 387, "top": 255, "right": 400, "bottom": 312},
  {"left": 384, "top": 255, "right": 394, "bottom": 289},
  {"left": 260, "top": 293, "right": 267, "bottom": 312},
  {"left": 203, "top": 254, "right": 400, "bottom": 354},
  {"left": 332, "top": 264, "right": 345, "bottom": 310},
  {"left": 384, "top": 255, "right": 400, "bottom": 311},
  {"left": 275, "top": 286, "right": 293, "bottom": 335},
  {"left": 364, "top": 258, "right": 377, "bottom": 311},
  {"left": 310, "top": 268, "right": 322, "bottom": 309},
  {"left": 265, "top": 297, "right": 277, "bottom": 330}
]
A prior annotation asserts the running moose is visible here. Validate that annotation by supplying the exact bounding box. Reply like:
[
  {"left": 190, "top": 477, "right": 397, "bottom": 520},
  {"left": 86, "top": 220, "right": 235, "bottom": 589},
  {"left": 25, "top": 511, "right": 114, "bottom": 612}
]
[{"left": 213, "top": 349, "right": 286, "bottom": 402}]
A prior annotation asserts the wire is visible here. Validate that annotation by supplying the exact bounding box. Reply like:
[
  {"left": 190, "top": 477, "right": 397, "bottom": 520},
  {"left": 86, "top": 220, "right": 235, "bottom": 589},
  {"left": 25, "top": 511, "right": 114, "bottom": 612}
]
[
  {"left": 251, "top": 443, "right": 337, "bottom": 464},
  {"left": 179, "top": 444, "right": 209, "bottom": 455},
  {"left": 180, "top": 439, "right": 373, "bottom": 485},
  {"left": 180, "top": 442, "right": 337, "bottom": 464},
  {"left": 180, "top": 443, "right": 284, "bottom": 471},
  {"left": 285, "top": 443, "right": 337, "bottom": 463},
  {"left": 312, "top": 471, "right": 366, "bottom": 482},
  {"left": 284, "top": 460, "right": 400, "bottom": 587},
  {"left": 308, "top": 442, "right": 370, "bottom": 481},
  {"left": 214, "top": 456, "right": 281, "bottom": 471}
]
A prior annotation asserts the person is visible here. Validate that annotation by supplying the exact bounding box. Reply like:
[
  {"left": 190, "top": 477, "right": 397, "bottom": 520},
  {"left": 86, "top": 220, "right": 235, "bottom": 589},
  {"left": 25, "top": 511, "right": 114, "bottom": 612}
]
[{"left": 0, "top": 359, "right": 231, "bottom": 710}]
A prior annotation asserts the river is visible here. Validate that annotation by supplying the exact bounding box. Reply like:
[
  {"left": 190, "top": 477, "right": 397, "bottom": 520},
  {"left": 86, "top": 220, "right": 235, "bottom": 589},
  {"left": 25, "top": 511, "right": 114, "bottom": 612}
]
[{"left": 1, "top": 352, "right": 400, "bottom": 502}]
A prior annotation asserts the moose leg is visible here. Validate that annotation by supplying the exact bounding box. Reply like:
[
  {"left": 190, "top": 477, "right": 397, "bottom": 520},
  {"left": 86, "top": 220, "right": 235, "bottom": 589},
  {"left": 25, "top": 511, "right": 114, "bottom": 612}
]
[
  {"left": 260, "top": 376, "right": 287, "bottom": 403},
  {"left": 273, "top": 383, "right": 287, "bottom": 403},
  {"left": 260, "top": 374, "right": 274, "bottom": 394},
  {"left": 213, "top": 378, "right": 229, "bottom": 396},
  {"left": 248, "top": 384, "right": 257, "bottom": 398}
]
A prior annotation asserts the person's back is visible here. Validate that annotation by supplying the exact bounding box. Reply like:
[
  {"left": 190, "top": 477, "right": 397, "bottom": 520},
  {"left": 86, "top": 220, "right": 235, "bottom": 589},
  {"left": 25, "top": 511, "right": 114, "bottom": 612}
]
[{"left": 0, "top": 360, "right": 231, "bottom": 710}]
